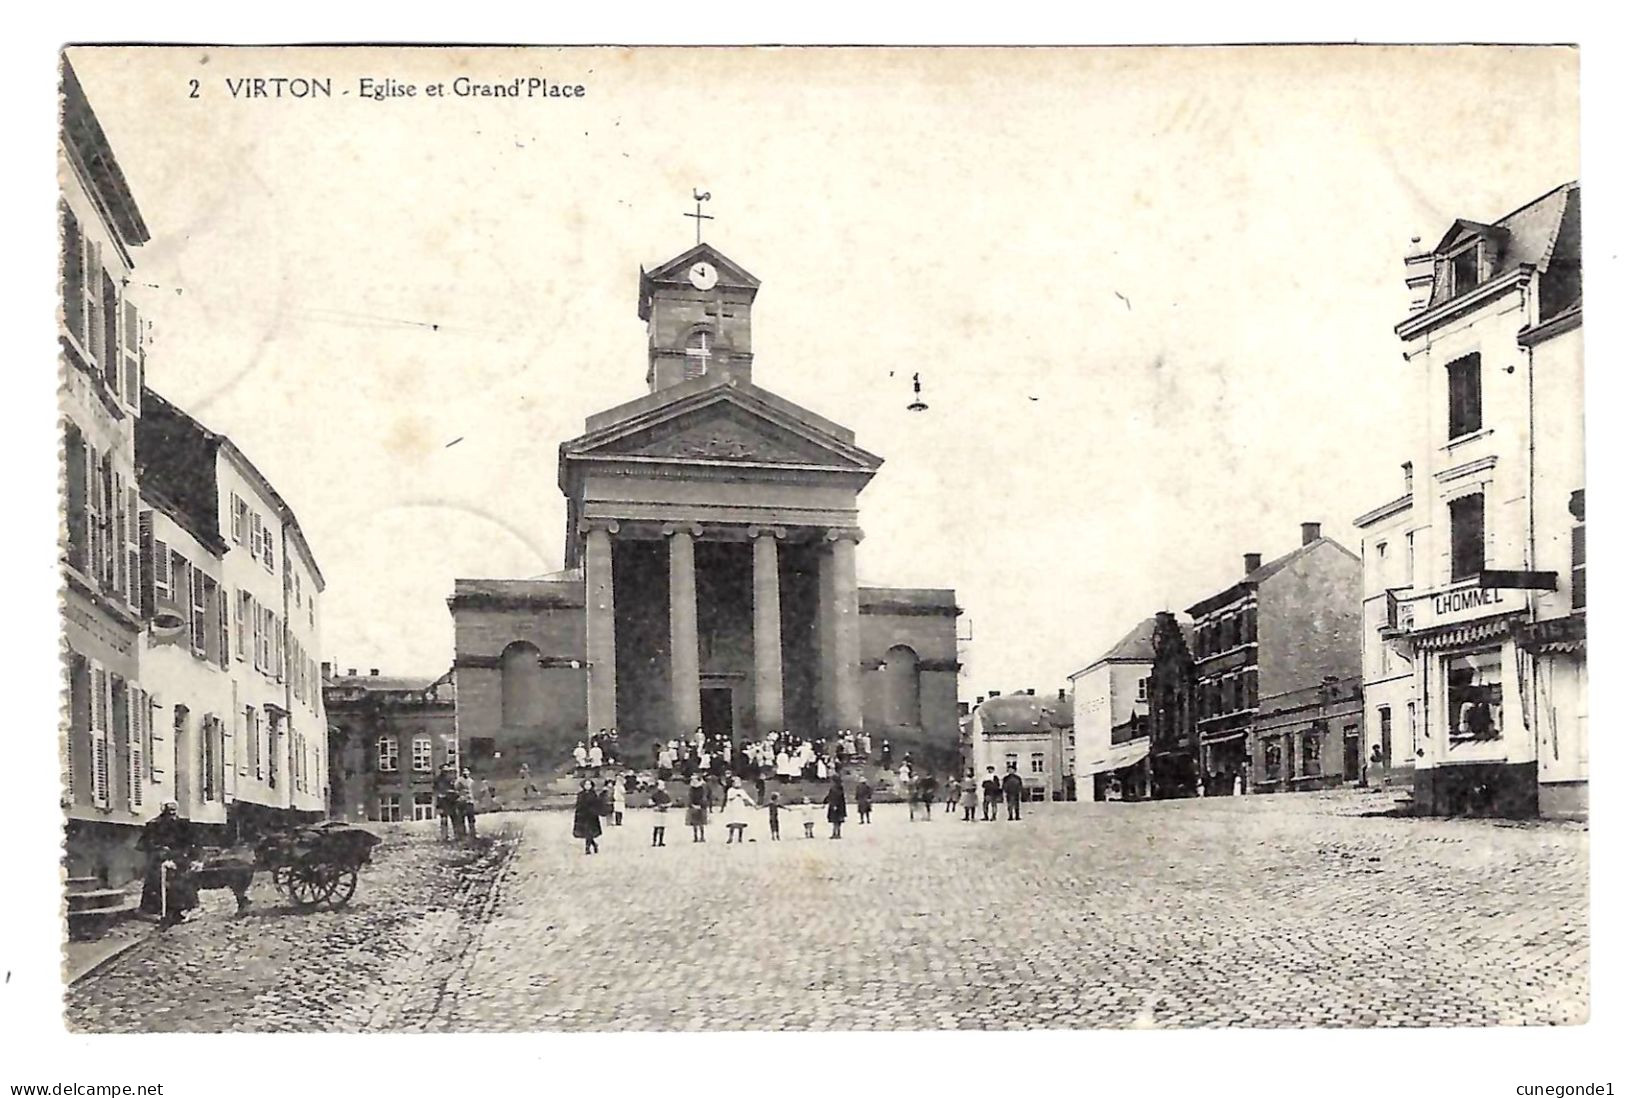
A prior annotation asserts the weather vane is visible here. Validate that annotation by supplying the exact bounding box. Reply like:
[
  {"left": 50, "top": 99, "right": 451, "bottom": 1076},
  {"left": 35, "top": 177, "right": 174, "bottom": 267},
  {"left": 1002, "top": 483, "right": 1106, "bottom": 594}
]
[{"left": 684, "top": 189, "right": 713, "bottom": 245}]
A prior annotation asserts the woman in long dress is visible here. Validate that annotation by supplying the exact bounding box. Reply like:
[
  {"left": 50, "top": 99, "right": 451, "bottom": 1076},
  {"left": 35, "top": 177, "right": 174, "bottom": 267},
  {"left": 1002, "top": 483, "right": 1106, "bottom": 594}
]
[
  {"left": 824, "top": 775, "right": 847, "bottom": 840},
  {"left": 573, "top": 780, "right": 603, "bottom": 855}
]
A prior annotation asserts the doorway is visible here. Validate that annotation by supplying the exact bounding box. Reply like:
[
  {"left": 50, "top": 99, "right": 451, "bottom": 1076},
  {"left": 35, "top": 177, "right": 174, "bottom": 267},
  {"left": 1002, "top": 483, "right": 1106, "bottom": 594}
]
[{"left": 700, "top": 687, "right": 734, "bottom": 748}]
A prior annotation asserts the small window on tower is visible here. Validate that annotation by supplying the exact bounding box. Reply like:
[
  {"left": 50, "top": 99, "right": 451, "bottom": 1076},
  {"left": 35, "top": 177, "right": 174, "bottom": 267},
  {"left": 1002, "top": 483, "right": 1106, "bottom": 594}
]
[{"left": 684, "top": 329, "right": 714, "bottom": 380}]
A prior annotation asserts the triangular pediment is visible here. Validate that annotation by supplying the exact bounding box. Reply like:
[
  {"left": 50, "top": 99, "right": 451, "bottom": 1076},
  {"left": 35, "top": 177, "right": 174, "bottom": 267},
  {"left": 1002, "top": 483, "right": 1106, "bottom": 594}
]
[
  {"left": 644, "top": 243, "right": 759, "bottom": 289},
  {"left": 562, "top": 385, "right": 881, "bottom": 473}
]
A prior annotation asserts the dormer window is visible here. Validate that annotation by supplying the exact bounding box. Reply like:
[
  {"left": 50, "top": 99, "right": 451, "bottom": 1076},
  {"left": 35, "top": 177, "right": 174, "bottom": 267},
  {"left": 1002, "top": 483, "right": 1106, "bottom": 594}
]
[
  {"left": 1449, "top": 244, "right": 1480, "bottom": 297},
  {"left": 683, "top": 329, "right": 714, "bottom": 380}
]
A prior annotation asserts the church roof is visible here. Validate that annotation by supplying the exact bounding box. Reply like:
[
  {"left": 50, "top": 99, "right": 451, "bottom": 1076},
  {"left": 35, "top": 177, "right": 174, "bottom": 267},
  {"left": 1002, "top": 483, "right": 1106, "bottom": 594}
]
[{"left": 560, "top": 375, "right": 883, "bottom": 493}]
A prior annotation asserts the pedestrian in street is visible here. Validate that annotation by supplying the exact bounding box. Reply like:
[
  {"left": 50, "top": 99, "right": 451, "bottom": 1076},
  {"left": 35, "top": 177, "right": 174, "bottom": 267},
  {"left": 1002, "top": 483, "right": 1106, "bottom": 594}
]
[
  {"left": 611, "top": 777, "right": 627, "bottom": 826},
  {"left": 982, "top": 767, "right": 1002, "bottom": 821},
  {"left": 767, "top": 791, "right": 783, "bottom": 840},
  {"left": 825, "top": 774, "right": 847, "bottom": 839},
  {"left": 574, "top": 779, "right": 603, "bottom": 854},
  {"left": 945, "top": 775, "right": 961, "bottom": 815},
  {"left": 918, "top": 772, "right": 937, "bottom": 820},
  {"left": 855, "top": 775, "right": 873, "bottom": 824},
  {"left": 136, "top": 800, "right": 195, "bottom": 921},
  {"left": 433, "top": 762, "right": 459, "bottom": 839},
  {"left": 962, "top": 771, "right": 979, "bottom": 821},
  {"left": 1002, "top": 765, "right": 1024, "bottom": 821},
  {"left": 456, "top": 767, "right": 480, "bottom": 840},
  {"left": 649, "top": 781, "right": 672, "bottom": 846},
  {"left": 686, "top": 775, "right": 711, "bottom": 843}
]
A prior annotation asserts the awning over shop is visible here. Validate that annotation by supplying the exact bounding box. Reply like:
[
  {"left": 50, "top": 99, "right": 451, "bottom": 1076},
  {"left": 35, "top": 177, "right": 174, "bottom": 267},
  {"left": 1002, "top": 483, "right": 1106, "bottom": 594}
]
[
  {"left": 1411, "top": 615, "right": 1515, "bottom": 651},
  {"left": 1076, "top": 736, "right": 1150, "bottom": 779}
]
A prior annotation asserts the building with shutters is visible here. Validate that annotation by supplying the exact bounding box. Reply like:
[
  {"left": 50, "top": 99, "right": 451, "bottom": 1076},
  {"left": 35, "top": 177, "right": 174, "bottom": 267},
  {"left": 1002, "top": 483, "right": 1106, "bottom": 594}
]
[
  {"left": 1362, "top": 182, "right": 1584, "bottom": 818},
  {"left": 60, "top": 59, "right": 157, "bottom": 885},
  {"left": 1186, "top": 524, "right": 1361, "bottom": 796},
  {"left": 324, "top": 667, "right": 458, "bottom": 823},
  {"left": 136, "top": 392, "right": 330, "bottom": 840}
]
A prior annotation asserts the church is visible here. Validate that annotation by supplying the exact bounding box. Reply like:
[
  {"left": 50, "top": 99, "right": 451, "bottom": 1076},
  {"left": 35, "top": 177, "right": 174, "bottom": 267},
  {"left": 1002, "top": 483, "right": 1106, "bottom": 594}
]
[{"left": 448, "top": 240, "right": 962, "bottom": 776}]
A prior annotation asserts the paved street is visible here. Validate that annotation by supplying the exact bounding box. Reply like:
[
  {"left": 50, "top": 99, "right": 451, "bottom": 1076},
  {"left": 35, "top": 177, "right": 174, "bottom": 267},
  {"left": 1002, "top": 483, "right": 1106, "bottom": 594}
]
[{"left": 66, "top": 791, "right": 1587, "bottom": 1031}]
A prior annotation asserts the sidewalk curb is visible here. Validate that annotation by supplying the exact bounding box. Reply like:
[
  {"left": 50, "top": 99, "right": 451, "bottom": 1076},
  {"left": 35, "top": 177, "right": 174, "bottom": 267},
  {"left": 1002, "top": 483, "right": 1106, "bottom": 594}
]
[{"left": 65, "top": 923, "right": 159, "bottom": 987}]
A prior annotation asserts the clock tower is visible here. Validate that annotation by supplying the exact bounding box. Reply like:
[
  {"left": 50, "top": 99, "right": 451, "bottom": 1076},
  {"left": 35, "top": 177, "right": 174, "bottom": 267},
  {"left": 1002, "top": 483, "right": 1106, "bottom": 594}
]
[{"left": 637, "top": 243, "right": 760, "bottom": 392}]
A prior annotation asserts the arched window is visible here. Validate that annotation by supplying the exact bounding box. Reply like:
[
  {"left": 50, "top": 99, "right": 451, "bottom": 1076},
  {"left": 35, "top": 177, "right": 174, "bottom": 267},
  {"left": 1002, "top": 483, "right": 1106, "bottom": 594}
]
[
  {"left": 683, "top": 328, "right": 714, "bottom": 380},
  {"left": 883, "top": 644, "right": 922, "bottom": 727},
  {"left": 501, "top": 641, "right": 545, "bottom": 728}
]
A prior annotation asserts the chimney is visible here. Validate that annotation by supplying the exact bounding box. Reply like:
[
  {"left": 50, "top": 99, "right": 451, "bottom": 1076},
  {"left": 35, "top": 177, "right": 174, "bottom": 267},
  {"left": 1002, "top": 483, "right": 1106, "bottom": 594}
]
[
  {"left": 1301, "top": 522, "right": 1321, "bottom": 546},
  {"left": 320, "top": 661, "right": 332, "bottom": 678},
  {"left": 1243, "top": 552, "right": 1263, "bottom": 574},
  {"left": 1027, "top": 687, "right": 1036, "bottom": 696},
  {"left": 1404, "top": 237, "right": 1433, "bottom": 314},
  {"left": 347, "top": 668, "right": 357, "bottom": 677},
  {"left": 975, "top": 696, "right": 985, "bottom": 705},
  {"left": 1058, "top": 688, "right": 1067, "bottom": 702},
  {"left": 1402, "top": 461, "right": 1414, "bottom": 494},
  {"left": 988, "top": 690, "right": 1001, "bottom": 698},
  {"left": 370, "top": 668, "right": 380, "bottom": 677}
]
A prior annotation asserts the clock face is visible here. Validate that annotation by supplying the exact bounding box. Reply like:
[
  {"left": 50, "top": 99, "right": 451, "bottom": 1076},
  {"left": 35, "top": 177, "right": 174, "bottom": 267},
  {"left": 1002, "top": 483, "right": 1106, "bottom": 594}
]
[{"left": 688, "top": 262, "right": 719, "bottom": 291}]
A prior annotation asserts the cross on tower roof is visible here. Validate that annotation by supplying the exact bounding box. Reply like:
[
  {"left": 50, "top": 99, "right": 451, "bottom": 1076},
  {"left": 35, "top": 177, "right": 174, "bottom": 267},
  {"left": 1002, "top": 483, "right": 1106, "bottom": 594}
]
[{"left": 684, "top": 188, "right": 714, "bottom": 244}]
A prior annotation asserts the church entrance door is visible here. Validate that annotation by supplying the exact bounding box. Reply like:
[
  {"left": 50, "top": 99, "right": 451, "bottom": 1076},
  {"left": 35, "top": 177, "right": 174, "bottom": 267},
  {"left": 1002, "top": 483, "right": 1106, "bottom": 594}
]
[{"left": 700, "top": 687, "right": 734, "bottom": 749}]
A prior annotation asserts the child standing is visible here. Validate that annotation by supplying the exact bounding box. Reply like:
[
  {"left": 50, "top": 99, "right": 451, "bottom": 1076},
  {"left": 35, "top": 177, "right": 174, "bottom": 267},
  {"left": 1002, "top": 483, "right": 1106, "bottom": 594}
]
[
  {"left": 611, "top": 778, "right": 627, "bottom": 827},
  {"left": 767, "top": 792, "right": 783, "bottom": 840},
  {"left": 962, "top": 772, "right": 979, "bottom": 821},
  {"left": 649, "top": 782, "right": 672, "bottom": 847},
  {"left": 855, "top": 776, "right": 873, "bottom": 825}
]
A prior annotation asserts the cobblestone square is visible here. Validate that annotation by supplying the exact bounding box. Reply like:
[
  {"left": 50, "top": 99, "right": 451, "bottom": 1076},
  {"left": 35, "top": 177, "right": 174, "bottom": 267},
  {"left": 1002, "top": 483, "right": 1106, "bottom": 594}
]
[{"left": 66, "top": 790, "right": 1587, "bottom": 1031}]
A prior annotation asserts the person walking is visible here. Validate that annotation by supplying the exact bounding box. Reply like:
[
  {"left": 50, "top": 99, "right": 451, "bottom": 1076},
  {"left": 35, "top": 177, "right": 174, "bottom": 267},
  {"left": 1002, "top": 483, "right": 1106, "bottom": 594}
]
[
  {"left": 962, "top": 771, "right": 979, "bottom": 821},
  {"left": 982, "top": 767, "right": 1002, "bottom": 821},
  {"left": 918, "top": 772, "right": 937, "bottom": 820},
  {"left": 1002, "top": 765, "right": 1025, "bottom": 821},
  {"left": 573, "top": 779, "right": 603, "bottom": 854},
  {"left": 433, "top": 761, "right": 459, "bottom": 839},
  {"left": 686, "top": 775, "right": 711, "bottom": 843},
  {"left": 767, "top": 792, "right": 783, "bottom": 840},
  {"left": 649, "top": 781, "right": 672, "bottom": 847},
  {"left": 455, "top": 767, "right": 479, "bottom": 840},
  {"left": 824, "top": 774, "right": 847, "bottom": 839},
  {"left": 136, "top": 800, "right": 194, "bottom": 921},
  {"left": 855, "top": 775, "right": 874, "bottom": 825}
]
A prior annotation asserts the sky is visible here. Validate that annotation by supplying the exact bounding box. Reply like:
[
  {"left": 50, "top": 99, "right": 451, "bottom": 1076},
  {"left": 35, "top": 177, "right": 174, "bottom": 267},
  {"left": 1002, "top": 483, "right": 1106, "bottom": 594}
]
[{"left": 67, "top": 45, "right": 1579, "bottom": 697}]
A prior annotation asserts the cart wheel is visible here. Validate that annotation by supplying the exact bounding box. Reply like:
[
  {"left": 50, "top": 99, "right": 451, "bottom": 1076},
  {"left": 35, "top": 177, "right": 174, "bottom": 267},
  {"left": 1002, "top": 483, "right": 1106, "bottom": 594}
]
[
  {"left": 286, "top": 860, "right": 334, "bottom": 909},
  {"left": 324, "top": 866, "right": 359, "bottom": 908}
]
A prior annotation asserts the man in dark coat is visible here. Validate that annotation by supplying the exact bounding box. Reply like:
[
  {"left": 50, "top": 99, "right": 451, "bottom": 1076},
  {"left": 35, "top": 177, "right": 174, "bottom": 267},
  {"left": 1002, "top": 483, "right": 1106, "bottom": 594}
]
[
  {"left": 981, "top": 767, "right": 1002, "bottom": 821},
  {"left": 1002, "top": 766, "right": 1025, "bottom": 821},
  {"left": 136, "top": 801, "right": 195, "bottom": 920}
]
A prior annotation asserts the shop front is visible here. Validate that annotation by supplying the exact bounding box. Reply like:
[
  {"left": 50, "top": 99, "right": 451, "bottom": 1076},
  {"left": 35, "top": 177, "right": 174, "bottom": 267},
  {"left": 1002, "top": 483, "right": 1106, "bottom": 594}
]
[{"left": 1406, "top": 583, "right": 1536, "bottom": 818}]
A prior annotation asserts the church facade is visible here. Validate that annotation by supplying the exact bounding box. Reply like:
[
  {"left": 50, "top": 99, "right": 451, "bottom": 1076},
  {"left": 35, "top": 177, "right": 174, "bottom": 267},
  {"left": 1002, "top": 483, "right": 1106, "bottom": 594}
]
[{"left": 448, "top": 244, "right": 961, "bottom": 775}]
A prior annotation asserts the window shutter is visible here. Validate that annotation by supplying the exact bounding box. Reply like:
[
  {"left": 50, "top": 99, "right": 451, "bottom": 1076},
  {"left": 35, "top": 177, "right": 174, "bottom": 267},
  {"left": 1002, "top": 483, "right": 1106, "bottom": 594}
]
[
  {"left": 218, "top": 588, "right": 230, "bottom": 668},
  {"left": 137, "top": 511, "right": 156, "bottom": 616},
  {"left": 234, "top": 590, "right": 247, "bottom": 661},
  {"left": 251, "top": 512, "right": 262, "bottom": 559},
  {"left": 124, "top": 486, "right": 140, "bottom": 611},
  {"left": 85, "top": 240, "right": 103, "bottom": 367},
  {"left": 84, "top": 444, "right": 101, "bottom": 585},
  {"left": 101, "top": 271, "right": 121, "bottom": 390},
  {"left": 61, "top": 205, "right": 84, "bottom": 343},
  {"left": 90, "top": 664, "right": 110, "bottom": 808},
  {"left": 127, "top": 686, "right": 144, "bottom": 809},
  {"left": 122, "top": 300, "right": 141, "bottom": 408}
]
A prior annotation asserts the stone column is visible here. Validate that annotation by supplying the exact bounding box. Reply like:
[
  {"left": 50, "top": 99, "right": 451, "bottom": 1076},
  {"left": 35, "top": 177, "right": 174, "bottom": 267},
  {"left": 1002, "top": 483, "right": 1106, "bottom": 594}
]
[
  {"left": 583, "top": 520, "right": 619, "bottom": 736},
  {"left": 750, "top": 526, "right": 786, "bottom": 734},
  {"left": 816, "top": 548, "right": 838, "bottom": 732},
  {"left": 665, "top": 523, "right": 703, "bottom": 735},
  {"left": 825, "top": 527, "right": 864, "bottom": 734}
]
